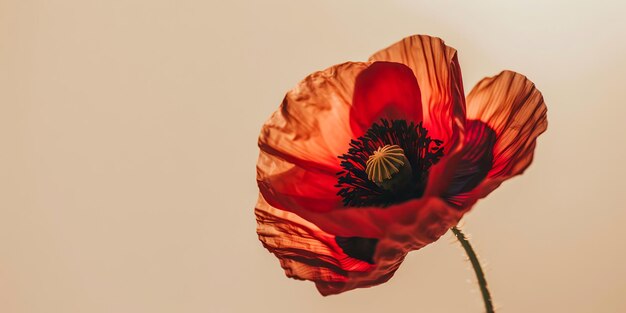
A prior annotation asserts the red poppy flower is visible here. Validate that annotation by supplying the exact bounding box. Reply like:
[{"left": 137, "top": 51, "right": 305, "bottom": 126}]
[{"left": 255, "top": 35, "right": 547, "bottom": 296}]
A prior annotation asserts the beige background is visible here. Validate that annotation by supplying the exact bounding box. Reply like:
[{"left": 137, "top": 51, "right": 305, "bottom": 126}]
[{"left": 1, "top": 0, "right": 625, "bottom": 312}]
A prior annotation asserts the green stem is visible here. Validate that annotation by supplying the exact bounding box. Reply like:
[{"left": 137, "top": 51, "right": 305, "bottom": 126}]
[{"left": 451, "top": 226, "right": 495, "bottom": 313}]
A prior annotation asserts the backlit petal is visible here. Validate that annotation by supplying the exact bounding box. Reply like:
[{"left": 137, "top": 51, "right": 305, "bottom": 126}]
[
  {"left": 448, "top": 70, "right": 548, "bottom": 208},
  {"left": 369, "top": 35, "right": 466, "bottom": 150},
  {"left": 369, "top": 35, "right": 467, "bottom": 197},
  {"left": 255, "top": 194, "right": 371, "bottom": 285},
  {"left": 257, "top": 150, "right": 343, "bottom": 213},
  {"left": 256, "top": 193, "right": 464, "bottom": 295},
  {"left": 258, "top": 62, "right": 371, "bottom": 213},
  {"left": 349, "top": 61, "right": 422, "bottom": 136},
  {"left": 259, "top": 62, "right": 369, "bottom": 173},
  {"left": 444, "top": 120, "right": 496, "bottom": 208}
]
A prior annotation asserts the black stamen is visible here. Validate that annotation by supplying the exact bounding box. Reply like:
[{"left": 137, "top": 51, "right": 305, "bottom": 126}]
[
  {"left": 333, "top": 119, "right": 444, "bottom": 263},
  {"left": 335, "top": 119, "right": 444, "bottom": 208}
]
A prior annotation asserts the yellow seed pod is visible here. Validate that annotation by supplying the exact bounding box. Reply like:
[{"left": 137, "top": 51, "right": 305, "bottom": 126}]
[{"left": 365, "top": 145, "right": 408, "bottom": 184}]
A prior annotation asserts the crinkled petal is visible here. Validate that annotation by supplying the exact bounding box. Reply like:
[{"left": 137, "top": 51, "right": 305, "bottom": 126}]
[
  {"left": 258, "top": 62, "right": 371, "bottom": 213},
  {"left": 258, "top": 62, "right": 369, "bottom": 173},
  {"left": 369, "top": 35, "right": 467, "bottom": 197},
  {"left": 256, "top": 193, "right": 464, "bottom": 295},
  {"left": 256, "top": 194, "right": 371, "bottom": 284},
  {"left": 257, "top": 150, "right": 343, "bottom": 213},
  {"left": 349, "top": 61, "right": 422, "bottom": 136},
  {"left": 369, "top": 35, "right": 466, "bottom": 151},
  {"left": 447, "top": 70, "right": 548, "bottom": 208},
  {"left": 443, "top": 120, "right": 496, "bottom": 207}
]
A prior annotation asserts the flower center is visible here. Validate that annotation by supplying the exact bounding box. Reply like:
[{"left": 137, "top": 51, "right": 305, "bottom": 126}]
[
  {"left": 334, "top": 119, "right": 444, "bottom": 264},
  {"left": 365, "top": 145, "right": 412, "bottom": 192},
  {"left": 335, "top": 119, "right": 444, "bottom": 208}
]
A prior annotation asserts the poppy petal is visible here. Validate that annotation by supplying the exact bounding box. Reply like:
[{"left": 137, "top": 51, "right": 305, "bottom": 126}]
[
  {"left": 255, "top": 194, "right": 373, "bottom": 285},
  {"left": 349, "top": 61, "right": 423, "bottom": 136},
  {"left": 257, "top": 150, "right": 343, "bottom": 213},
  {"left": 447, "top": 71, "right": 548, "bottom": 208},
  {"left": 369, "top": 35, "right": 466, "bottom": 149},
  {"left": 258, "top": 62, "right": 371, "bottom": 214},
  {"left": 259, "top": 61, "right": 369, "bottom": 173},
  {"left": 256, "top": 193, "right": 464, "bottom": 295},
  {"left": 443, "top": 119, "right": 497, "bottom": 207},
  {"left": 369, "top": 35, "right": 467, "bottom": 197}
]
